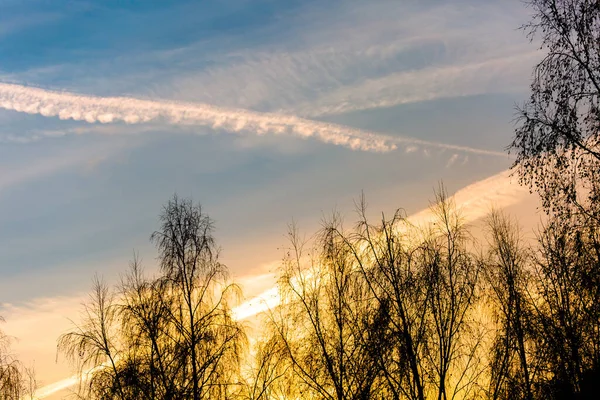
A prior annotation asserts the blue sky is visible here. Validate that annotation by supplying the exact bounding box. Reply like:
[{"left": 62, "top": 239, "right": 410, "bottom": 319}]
[{"left": 0, "top": 0, "right": 542, "bottom": 395}]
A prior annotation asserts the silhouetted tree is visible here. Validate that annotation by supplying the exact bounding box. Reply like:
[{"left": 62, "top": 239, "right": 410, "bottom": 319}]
[
  {"left": 266, "top": 216, "right": 385, "bottom": 400},
  {"left": 419, "top": 191, "right": 483, "bottom": 400},
  {"left": 509, "top": 1, "right": 600, "bottom": 398},
  {"left": 59, "top": 195, "right": 246, "bottom": 400},
  {"left": 244, "top": 334, "right": 296, "bottom": 400},
  {"left": 510, "top": 0, "right": 600, "bottom": 220},
  {"left": 118, "top": 258, "right": 179, "bottom": 400},
  {"left": 58, "top": 276, "right": 126, "bottom": 399},
  {"left": 320, "top": 191, "right": 484, "bottom": 400},
  {"left": 0, "top": 321, "right": 36, "bottom": 399},
  {"left": 150, "top": 196, "right": 246, "bottom": 400},
  {"left": 347, "top": 200, "right": 428, "bottom": 400},
  {"left": 528, "top": 215, "right": 600, "bottom": 399},
  {"left": 482, "top": 211, "right": 534, "bottom": 400},
  {"left": 52, "top": 182, "right": 600, "bottom": 400}
]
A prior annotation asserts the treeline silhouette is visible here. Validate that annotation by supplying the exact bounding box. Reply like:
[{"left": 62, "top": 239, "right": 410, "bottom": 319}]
[
  {"left": 0, "top": 200, "right": 594, "bottom": 400},
  {"left": 1, "top": 0, "right": 599, "bottom": 398},
  {"left": 53, "top": 188, "right": 600, "bottom": 400}
]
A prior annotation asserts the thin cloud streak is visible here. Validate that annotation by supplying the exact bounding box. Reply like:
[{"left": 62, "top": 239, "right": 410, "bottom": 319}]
[
  {"left": 154, "top": 1, "right": 531, "bottom": 114},
  {"left": 290, "top": 51, "right": 541, "bottom": 117},
  {"left": 0, "top": 82, "right": 507, "bottom": 157},
  {"left": 0, "top": 143, "right": 123, "bottom": 192},
  {"left": 34, "top": 361, "right": 112, "bottom": 399}
]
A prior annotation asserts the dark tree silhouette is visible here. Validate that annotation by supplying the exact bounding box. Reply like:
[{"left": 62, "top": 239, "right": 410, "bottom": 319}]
[
  {"left": 265, "top": 216, "right": 385, "bottom": 400},
  {"left": 510, "top": 0, "right": 600, "bottom": 220},
  {"left": 58, "top": 276, "right": 125, "bottom": 399},
  {"left": 244, "top": 334, "right": 296, "bottom": 400},
  {"left": 509, "top": 1, "right": 600, "bottom": 398},
  {"left": 419, "top": 191, "right": 482, "bottom": 400},
  {"left": 288, "top": 190, "right": 486, "bottom": 400},
  {"left": 54, "top": 191, "right": 600, "bottom": 400},
  {"left": 482, "top": 211, "right": 534, "bottom": 400},
  {"left": 528, "top": 216, "right": 600, "bottom": 399},
  {"left": 59, "top": 195, "right": 246, "bottom": 400},
  {"left": 150, "top": 196, "right": 246, "bottom": 400},
  {"left": 350, "top": 204, "right": 427, "bottom": 400}
]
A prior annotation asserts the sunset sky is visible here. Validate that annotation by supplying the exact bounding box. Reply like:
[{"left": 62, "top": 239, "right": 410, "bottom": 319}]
[{"left": 0, "top": 1, "right": 543, "bottom": 398}]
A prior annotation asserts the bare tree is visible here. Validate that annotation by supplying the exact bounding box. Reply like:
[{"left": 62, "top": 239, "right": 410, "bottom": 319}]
[
  {"left": 118, "top": 257, "right": 178, "bottom": 400},
  {"left": 528, "top": 215, "right": 600, "bottom": 399},
  {"left": 483, "top": 211, "right": 534, "bottom": 400},
  {"left": 244, "top": 334, "right": 296, "bottom": 400},
  {"left": 510, "top": 0, "right": 600, "bottom": 220},
  {"left": 59, "top": 195, "right": 246, "bottom": 400},
  {"left": 509, "top": 2, "right": 600, "bottom": 398},
  {"left": 0, "top": 321, "right": 35, "bottom": 399},
  {"left": 267, "top": 216, "right": 385, "bottom": 400},
  {"left": 347, "top": 201, "right": 428, "bottom": 400},
  {"left": 320, "top": 190, "right": 483, "bottom": 400},
  {"left": 418, "top": 190, "right": 483, "bottom": 400},
  {"left": 58, "top": 276, "right": 125, "bottom": 399},
  {"left": 150, "top": 195, "right": 246, "bottom": 400}
]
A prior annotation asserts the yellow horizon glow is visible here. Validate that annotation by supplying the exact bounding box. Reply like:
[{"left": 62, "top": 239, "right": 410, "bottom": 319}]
[{"left": 33, "top": 169, "right": 531, "bottom": 399}]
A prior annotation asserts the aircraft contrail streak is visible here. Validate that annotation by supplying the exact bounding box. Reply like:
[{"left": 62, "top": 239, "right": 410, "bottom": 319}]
[{"left": 0, "top": 82, "right": 507, "bottom": 157}]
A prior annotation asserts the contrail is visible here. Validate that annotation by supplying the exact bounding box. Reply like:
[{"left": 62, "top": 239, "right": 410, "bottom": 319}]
[
  {"left": 0, "top": 82, "right": 507, "bottom": 157},
  {"left": 33, "top": 361, "right": 109, "bottom": 399}
]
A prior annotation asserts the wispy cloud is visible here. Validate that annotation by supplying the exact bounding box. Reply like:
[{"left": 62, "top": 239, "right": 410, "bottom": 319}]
[
  {"left": 0, "top": 11, "right": 61, "bottom": 39},
  {"left": 0, "top": 1, "right": 534, "bottom": 120},
  {"left": 289, "top": 51, "right": 540, "bottom": 117},
  {"left": 446, "top": 154, "right": 460, "bottom": 168},
  {"left": 0, "top": 82, "right": 507, "bottom": 157},
  {"left": 408, "top": 169, "right": 530, "bottom": 229},
  {"left": 0, "top": 145, "right": 118, "bottom": 192},
  {"left": 162, "top": 42, "right": 538, "bottom": 119},
  {"left": 143, "top": 1, "right": 535, "bottom": 117}
]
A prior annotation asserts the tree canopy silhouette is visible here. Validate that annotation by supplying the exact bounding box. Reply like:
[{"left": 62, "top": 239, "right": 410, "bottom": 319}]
[
  {"left": 511, "top": 0, "right": 600, "bottom": 220},
  {"left": 59, "top": 196, "right": 246, "bottom": 400}
]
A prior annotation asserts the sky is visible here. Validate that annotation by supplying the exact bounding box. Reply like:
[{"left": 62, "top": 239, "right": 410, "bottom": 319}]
[{"left": 0, "top": 0, "right": 544, "bottom": 398}]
